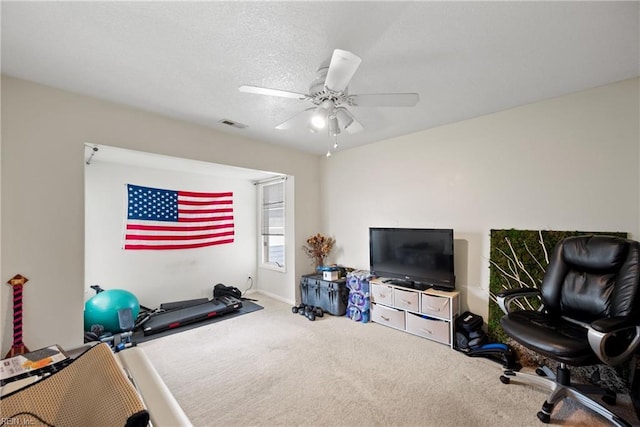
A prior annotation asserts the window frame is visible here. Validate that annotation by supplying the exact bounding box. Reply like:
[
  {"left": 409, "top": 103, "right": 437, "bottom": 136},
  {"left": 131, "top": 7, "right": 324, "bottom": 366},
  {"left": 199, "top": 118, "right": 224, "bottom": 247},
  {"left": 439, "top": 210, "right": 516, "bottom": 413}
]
[{"left": 258, "top": 179, "right": 286, "bottom": 272}]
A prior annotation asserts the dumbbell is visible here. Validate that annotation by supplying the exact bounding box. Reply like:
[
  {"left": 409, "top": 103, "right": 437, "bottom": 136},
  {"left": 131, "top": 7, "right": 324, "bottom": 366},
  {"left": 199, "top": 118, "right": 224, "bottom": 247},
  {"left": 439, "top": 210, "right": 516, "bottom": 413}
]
[
  {"left": 291, "top": 304, "right": 323, "bottom": 321},
  {"left": 305, "top": 306, "right": 325, "bottom": 321},
  {"left": 291, "top": 304, "right": 306, "bottom": 314}
]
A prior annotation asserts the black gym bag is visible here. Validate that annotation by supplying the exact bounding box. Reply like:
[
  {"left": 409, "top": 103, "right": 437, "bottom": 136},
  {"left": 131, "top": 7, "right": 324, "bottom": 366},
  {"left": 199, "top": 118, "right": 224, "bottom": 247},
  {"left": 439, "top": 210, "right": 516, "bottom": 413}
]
[
  {"left": 455, "top": 311, "right": 488, "bottom": 352},
  {"left": 214, "top": 283, "right": 242, "bottom": 299}
]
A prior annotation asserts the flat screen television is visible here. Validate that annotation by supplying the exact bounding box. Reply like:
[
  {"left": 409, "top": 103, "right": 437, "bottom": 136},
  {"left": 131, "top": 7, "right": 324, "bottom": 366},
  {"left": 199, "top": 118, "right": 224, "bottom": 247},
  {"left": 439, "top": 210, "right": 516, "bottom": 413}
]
[{"left": 369, "top": 227, "right": 455, "bottom": 291}]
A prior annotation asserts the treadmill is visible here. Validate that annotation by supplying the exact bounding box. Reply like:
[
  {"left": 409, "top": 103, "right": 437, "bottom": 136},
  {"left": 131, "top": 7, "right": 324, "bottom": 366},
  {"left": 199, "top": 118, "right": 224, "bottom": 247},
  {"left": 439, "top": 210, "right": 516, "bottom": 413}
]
[{"left": 142, "top": 296, "right": 242, "bottom": 336}]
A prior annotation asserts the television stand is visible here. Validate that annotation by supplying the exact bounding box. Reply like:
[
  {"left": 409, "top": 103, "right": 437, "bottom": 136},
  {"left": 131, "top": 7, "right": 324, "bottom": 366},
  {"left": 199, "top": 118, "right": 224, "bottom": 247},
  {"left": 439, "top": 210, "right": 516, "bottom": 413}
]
[
  {"left": 370, "top": 278, "right": 460, "bottom": 348},
  {"left": 384, "top": 279, "right": 431, "bottom": 291}
]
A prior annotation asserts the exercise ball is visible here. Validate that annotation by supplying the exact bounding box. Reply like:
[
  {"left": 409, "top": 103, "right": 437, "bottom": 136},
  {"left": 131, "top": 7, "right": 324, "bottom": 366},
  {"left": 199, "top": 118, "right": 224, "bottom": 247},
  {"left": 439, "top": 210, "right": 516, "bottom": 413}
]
[{"left": 84, "top": 289, "right": 140, "bottom": 333}]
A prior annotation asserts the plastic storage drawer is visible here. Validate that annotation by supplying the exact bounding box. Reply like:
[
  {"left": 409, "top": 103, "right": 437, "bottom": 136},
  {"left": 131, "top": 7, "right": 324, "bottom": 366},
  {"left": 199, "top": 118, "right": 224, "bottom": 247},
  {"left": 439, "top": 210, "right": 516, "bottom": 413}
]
[
  {"left": 371, "top": 302, "right": 405, "bottom": 330},
  {"left": 393, "top": 287, "right": 419, "bottom": 311},
  {"left": 370, "top": 282, "right": 394, "bottom": 306},
  {"left": 406, "top": 312, "right": 450, "bottom": 345}
]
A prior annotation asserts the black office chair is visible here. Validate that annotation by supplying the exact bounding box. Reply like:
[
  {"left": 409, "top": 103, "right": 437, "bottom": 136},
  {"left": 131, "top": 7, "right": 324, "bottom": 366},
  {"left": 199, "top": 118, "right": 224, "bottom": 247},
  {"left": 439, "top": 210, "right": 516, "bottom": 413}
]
[{"left": 496, "top": 235, "right": 640, "bottom": 426}]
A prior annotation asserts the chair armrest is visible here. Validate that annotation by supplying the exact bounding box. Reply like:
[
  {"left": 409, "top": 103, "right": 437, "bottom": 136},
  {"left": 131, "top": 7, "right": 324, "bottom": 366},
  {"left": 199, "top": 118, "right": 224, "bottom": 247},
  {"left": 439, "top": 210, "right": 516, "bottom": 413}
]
[
  {"left": 495, "top": 288, "right": 540, "bottom": 315},
  {"left": 587, "top": 316, "right": 640, "bottom": 366},
  {"left": 591, "top": 317, "right": 639, "bottom": 333}
]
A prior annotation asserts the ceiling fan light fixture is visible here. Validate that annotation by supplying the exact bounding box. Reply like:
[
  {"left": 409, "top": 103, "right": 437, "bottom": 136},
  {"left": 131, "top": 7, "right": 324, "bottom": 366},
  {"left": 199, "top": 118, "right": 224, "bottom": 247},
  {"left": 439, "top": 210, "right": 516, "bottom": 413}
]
[
  {"left": 311, "top": 99, "right": 336, "bottom": 129},
  {"left": 336, "top": 108, "right": 352, "bottom": 128},
  {"left": 320, "top": 99, "right": 335, "bottom": 110},
  {"left": 311, "top": 109, "right": 326, "bottom": 129},
  {"left": 328, "top": 115, "right": 340, "bottom": 136}
]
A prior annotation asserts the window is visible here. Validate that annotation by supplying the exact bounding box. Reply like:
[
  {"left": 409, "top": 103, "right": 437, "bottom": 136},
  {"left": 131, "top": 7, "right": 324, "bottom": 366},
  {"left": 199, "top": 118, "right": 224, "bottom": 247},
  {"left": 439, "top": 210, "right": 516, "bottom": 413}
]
[{"left": 259, "top": 179, "right": 285, "bottom": 270}]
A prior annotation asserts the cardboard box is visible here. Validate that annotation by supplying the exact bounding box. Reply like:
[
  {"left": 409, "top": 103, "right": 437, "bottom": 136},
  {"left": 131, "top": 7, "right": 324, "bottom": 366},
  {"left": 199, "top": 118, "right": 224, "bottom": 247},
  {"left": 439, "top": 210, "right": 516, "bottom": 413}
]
[{"left": 323, "top": 270, "right": 340, "bottom": 281}]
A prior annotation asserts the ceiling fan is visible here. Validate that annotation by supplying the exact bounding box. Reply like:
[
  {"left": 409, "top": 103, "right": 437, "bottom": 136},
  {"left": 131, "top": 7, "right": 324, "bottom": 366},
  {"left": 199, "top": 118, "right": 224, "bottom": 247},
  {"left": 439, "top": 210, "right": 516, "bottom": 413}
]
[{"left": 239, "top": 49, "right": 419, "bottom": 138}]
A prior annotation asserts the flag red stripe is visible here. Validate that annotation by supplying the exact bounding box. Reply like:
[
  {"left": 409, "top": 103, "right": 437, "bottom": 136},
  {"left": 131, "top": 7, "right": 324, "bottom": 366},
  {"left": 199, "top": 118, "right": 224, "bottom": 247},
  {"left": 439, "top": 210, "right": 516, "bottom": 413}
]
[
  {"left": 178, "top": 191, "right": 233, "bottom": 198},
  {"left": 124, "top": 239, "right": 235, "bottom": 250},
  {"left": 179, "top": 200, "right": 232, "bottom": 206},
  {"left": 178, "top": 216, "right": 233, "bottom": 223},
  {"left": 178, "top": 208, "right": 233, "bottom": 214},
  {"left": 127, "top": 223, "right": 232, "bottom": 232},
  {"left": 126, "top": 231, "right": 234, "bottom": 241}
]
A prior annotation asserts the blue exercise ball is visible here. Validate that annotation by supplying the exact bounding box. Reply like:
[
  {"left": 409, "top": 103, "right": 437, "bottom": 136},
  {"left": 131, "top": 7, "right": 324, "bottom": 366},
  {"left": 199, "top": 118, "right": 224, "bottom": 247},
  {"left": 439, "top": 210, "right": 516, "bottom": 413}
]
[{"left": 84, "top": 289, "right": 140, "bottom": 333}]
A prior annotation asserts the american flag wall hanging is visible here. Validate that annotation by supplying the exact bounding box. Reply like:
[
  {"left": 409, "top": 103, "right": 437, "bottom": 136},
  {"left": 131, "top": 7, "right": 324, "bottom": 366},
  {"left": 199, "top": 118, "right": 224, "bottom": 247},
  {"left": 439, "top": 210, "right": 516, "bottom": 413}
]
[{"left": 124, "top": 184, "right": 234, "bottom": 250}]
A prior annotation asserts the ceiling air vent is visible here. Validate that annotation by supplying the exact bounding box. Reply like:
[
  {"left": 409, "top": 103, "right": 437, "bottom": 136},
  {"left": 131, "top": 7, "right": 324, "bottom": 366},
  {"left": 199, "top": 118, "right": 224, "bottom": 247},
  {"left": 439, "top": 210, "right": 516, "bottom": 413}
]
[{"left": 219, "top": 119, "right": 247, "bottom": 129}]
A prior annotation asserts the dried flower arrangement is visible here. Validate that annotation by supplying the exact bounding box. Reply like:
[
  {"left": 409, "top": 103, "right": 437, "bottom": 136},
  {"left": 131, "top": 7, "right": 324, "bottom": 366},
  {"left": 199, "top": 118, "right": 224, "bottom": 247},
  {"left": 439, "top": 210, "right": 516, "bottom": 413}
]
[{"left": 302, "top": 233, "right": 335, "bottom": 269}]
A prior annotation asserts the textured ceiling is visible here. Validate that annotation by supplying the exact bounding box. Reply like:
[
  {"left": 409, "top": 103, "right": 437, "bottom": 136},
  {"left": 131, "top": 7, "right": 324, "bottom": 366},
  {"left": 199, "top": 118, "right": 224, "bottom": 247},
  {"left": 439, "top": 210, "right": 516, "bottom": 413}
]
[{"left": 2, "top": 1, "right": 639, "bottom": 156}]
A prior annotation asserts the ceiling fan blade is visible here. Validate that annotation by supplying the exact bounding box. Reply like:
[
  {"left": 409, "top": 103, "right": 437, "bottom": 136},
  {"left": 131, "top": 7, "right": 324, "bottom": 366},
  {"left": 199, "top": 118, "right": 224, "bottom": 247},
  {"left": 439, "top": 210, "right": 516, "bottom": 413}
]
[
  {"left": 348, "top": 93, "right": 419, "bottom": 107},
  {"left": 336, "top": 108, "right": 364, "bottom": 134},
  {"left": 275, "top": 108, "right": 316, "bottom": 130},
  {"left": 239, "top": 85, "right": 308, "bottom": 100},
  {"left": 324, "top": 49, "right": 362, "bottom": 93}
]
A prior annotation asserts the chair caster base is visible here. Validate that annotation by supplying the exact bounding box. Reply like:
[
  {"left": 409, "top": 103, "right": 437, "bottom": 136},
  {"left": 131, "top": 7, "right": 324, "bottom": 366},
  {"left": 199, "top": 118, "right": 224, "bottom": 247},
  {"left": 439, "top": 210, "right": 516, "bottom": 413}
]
[
  {"left": 537, "top": 411, "right": 551, "bottom": 423},
  {"left": 499, "top": 365, "right": 632, "bottom": 426},
  {"left": 537, "top": 401, "right": 553, "bottom": 424}
]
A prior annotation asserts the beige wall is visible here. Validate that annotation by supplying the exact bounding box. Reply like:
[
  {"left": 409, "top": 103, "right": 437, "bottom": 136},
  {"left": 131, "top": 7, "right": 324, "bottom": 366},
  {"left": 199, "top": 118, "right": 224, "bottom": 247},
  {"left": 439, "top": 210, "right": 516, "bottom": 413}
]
[
  {"left": 2, "top": 75, "right": 639, "bottom": 353},
  {"left": 321, "top": 78, "right": 640, "bottom": 321},
  {"left": 1, "top": 76, "right": 321, "bottom": 352}
]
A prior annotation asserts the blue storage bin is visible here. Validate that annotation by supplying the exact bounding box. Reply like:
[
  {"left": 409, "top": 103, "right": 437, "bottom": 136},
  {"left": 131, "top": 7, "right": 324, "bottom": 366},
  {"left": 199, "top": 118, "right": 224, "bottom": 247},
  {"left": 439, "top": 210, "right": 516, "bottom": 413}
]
[{"left": 346, "top": 270, "right": 372, "bottom": 323}]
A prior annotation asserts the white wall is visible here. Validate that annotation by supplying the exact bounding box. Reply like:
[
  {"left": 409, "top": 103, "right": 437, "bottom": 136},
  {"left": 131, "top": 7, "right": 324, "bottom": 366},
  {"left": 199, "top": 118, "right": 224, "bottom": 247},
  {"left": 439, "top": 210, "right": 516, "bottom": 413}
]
[
  {"left": 2, "top": 75, "right": 638, "bottom": 353},
  {"left": 321, "top": 78, "right": 640, "bottom": 321},
  {"left": 1, "top": 76, "right": 321, "bottom": 353},
  {"left": 85, "top": 160, "right": 258, "bottom": 308}
]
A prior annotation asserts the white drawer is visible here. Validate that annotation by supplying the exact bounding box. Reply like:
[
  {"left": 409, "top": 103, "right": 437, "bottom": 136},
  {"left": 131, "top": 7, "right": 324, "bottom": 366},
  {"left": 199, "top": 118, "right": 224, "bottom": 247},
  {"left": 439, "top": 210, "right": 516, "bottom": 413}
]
[
  {"left": 371, "top": 303, "right": 405, "bottom": 330},
  {"left": 371, "top": 283, "right": 394, "bottom": 306},
  {"left": 420, "top": 294, "right": 450, "bottom": 319},
  {"left": 405, "top": 312, "right": 450, "bottom": 345},
  {"left": 393, "top": 287, "right": 419, "bottom": 311}
]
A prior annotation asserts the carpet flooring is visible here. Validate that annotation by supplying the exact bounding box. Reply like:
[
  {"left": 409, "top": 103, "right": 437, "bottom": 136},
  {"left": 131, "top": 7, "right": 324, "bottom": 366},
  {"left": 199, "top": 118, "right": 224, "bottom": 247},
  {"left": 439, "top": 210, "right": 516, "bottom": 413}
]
[{"left": 140, "top": 294, "right": 640, "bottom": 426}]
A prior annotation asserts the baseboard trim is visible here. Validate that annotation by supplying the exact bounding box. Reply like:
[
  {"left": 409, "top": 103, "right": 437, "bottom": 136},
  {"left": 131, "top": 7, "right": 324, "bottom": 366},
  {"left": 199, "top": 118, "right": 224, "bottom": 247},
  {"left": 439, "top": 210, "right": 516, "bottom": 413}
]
[{"left": 254, "top": 289, "right": 295, "bottom": 306}]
